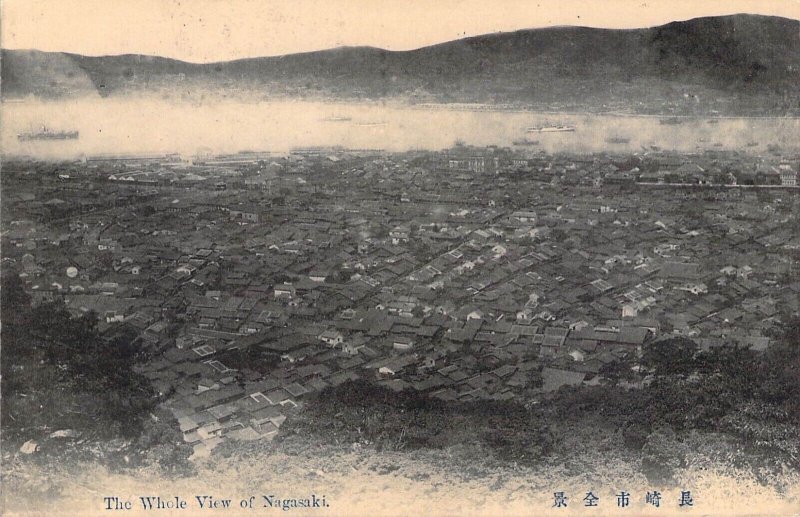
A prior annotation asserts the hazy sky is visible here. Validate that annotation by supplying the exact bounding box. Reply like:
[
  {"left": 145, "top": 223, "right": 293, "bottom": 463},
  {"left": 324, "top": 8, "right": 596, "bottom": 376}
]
[{"left": 3, "top": 0, "right": 799, "bottom": 62}]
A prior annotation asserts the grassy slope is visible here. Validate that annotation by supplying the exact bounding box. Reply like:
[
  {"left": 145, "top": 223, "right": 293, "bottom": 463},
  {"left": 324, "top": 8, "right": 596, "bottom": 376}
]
[{"left": 3, "top": 419, "right": 799, "bottom": 516}]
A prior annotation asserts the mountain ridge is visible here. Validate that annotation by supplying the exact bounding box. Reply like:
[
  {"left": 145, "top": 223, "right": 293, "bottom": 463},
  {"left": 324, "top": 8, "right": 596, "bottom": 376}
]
[{"left": 2, "top": 14, "right": 798, "bottom": 115}]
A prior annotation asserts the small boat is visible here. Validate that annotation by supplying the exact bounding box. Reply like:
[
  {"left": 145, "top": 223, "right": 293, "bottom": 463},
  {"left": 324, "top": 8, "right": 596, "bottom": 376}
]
[
  {"left": 707, "top": 119, "right": 720, "bottom": 124},
  {"left": 512, "top": 139, "right": 539, "bottom": 146},
  {"left": 321, "top": 115, "right": 352, "bottom": 122},
  {"left": 526, "top": 123, "right": 575, "bottom": 133},
  {"left": 745, "top": 142, "right": 758, "bottom": 147},
  {"left": 354, "top": 121, "right": 388, "bottom": 127},
  {"left": 659, "top": 117, "right": 684, "bottom": 125},
  {"left": 605, "top": 136, "right": 630, "bottom": 144}
]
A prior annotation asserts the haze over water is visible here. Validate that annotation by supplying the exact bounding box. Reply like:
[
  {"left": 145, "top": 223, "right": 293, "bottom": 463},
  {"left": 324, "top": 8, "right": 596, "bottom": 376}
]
[{"left": 2, "top": 98, "right": 798, "bottom": 159}]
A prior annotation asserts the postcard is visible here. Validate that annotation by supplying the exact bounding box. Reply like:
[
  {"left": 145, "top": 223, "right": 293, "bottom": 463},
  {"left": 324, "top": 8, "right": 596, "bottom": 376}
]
[{"left": 1, "top": 1, "right": 799, "bottom": 515}]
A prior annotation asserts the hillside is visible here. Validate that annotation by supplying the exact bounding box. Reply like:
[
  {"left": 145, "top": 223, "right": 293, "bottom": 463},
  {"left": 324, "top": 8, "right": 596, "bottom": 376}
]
[
  {"left": 4, "top": 434, "right": 799, "bottom": 516},
  {"left": 2, "top": 14, "right": 799, "bottom": 114}
]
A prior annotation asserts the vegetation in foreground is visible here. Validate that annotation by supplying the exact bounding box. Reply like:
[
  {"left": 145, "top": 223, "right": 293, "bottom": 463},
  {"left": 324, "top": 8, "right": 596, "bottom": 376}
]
[
  {"left": 0, "top": 272, "right": 192, "bottom": 475},
  {"left": 279, "top": 321, "right": 800, "bottom": 488}
]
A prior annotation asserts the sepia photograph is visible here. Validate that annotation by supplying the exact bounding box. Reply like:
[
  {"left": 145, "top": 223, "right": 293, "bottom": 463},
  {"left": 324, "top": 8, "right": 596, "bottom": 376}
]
[{"left": 1, "top": 1, "right": 799, "bottom": 515}]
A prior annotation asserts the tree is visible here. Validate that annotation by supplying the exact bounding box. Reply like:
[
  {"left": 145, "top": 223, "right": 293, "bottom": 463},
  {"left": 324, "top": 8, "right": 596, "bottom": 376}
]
[
  {"left": 758, "top": 317, "right": 800, "bottom": 419},
  {"left": 641, "top": 337, "right": 698, "bottom": 377},
  {"left": 1, "top": 271, "right": 30, "bottom": 324},
  {"left": 330, "top": 269, "right": 352, "bottom": 283},
  {"left": 600, "top": 353, "right": 639, "bottom": 385},
  {"left": 135, "top": 407, "right": 194, "bottom": 474},
  {"left": 550, "top": 228, "right": 567, "bottom": 242}
]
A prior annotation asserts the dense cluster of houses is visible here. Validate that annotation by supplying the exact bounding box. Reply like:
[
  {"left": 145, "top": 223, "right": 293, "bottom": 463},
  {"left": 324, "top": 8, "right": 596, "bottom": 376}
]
[{"left": 3, "top": 145, "right": 799, "bottom": 458}]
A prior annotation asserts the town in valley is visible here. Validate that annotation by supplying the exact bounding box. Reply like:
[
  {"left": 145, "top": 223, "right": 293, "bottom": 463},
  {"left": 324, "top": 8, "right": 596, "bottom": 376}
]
[{"left": 3, "top": 143, "right": 798, "bottom": 459}]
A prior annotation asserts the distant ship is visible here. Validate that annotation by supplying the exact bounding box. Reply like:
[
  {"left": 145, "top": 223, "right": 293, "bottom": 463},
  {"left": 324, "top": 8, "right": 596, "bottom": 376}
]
[
  {"left": 321, "top": 116, "right": 352, "bottom": 122},
  {"left": 354, "top": 121, "right": 388, "bottom": 127},
  {"left": 526, "top": 123, "right": 575, "bottom": 133},
  {"left": 512, "top": 139, "right": 539, "bottom": 146},
  {"left": 17, "top": 126, "right": 79, "bottom": 141},
  {"left": 659, "top": 117, "right": 684, "bottom": 125},
  {"left": 605, "top": 136, "right": 630, "bottom": 144}
]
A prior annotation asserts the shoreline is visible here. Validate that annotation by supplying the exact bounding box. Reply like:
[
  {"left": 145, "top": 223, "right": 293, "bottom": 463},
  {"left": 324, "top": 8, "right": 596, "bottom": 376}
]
[{"left": 2, "top": 96, "right": 799, "bottom": 120}]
